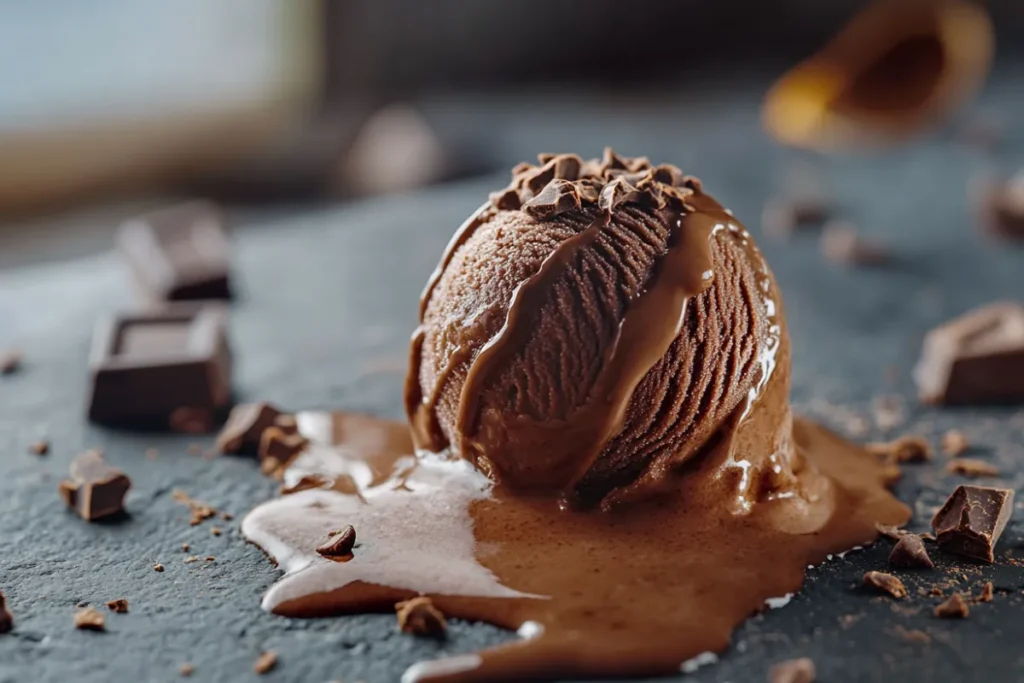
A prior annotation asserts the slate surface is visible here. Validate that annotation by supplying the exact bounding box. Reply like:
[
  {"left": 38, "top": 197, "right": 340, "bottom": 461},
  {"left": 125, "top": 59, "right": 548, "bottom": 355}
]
[{"left": 2, "top": 74, "right": 1024, "bottom": 683}]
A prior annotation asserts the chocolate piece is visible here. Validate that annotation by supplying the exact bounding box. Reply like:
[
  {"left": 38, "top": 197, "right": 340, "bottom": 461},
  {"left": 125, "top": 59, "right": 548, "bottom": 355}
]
[
  {"left": 28, "top": 440, "right": 49, "bottom": 456},
  {"left": 253, "top": 651, "right": 278, "bottom": 675},
  {"left": 217, "top": 403, "right": 286, "bottom": 455},
  {"left": 0, "top": 589, "right": 12, "bottom": 633},
  {"left": 977, "top": 581, "right": 994, "bottom": 603},
  {"left": 820, "top": 221, "right": 888, "bottom": 266},
  {"left": 889, "top": 534, "right": 934, "bottom": 569},
  {"left": 863, "top": 571, "right": 907, "bottom": 598},
  {"left": 932, "top": 485, "right": 1013, "bottom": 563},
  {"left": 74, "top": 606, "right": 106, "bottom": 631},
  {"left": 87, "top": 307, "right": 232, "bottom": 427},
  {"left": 118, "top": 202, "right": 232, "bottom": 301},
  {"left": 58, "top": 451, "right": 131, "bottom": 521},
  {"left": 934, "top": 593, "right": 969, "bottom": 619},
  {"left": 153, "top": 563, "right": 165, "bottom": 573},
  {"left": 914, "top": 302, "right": 1024, "bottom": 405},
  {"left": 946, "top": 458, "right": 1000, "bottom": 478},
  {"left": 316, "top": 526, "right": 356, "bottom": 559},
  {"left": 974, "top": 172, "right": 1024, "bottom": 241},
  {"left": 396, "top": 596, "right": 447, "bottom": 637},
  {"left": 867, "top": 435, "right": 931, "bottom": 464},
  {"left": 258, "top": 427, "right": 309, "bottom": 472},
  {"left": 768, "top": 657, "right": 816, "bottom": 683},
  {"left": 942, "top": 429, "right": 970, "bottom": 456},
  {"left": 105, "top": 599, "right": 129, "bottom": 614},
  {"left": 0, "top": 349, "right": 22, "bottom": 375},
  {"left": 184, "top": 556, "right": 200, "bottom": 564}
]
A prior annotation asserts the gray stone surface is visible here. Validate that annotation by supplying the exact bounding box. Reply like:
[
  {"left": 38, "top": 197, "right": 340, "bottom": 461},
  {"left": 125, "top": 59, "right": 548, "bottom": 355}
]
[{"left": 3, "top": 76, "right": 1024, "bottom": 682}]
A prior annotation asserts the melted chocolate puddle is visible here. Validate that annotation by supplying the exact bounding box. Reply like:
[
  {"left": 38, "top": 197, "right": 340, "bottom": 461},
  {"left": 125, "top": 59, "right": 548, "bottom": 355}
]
[{"left": 243, "top": 410, "right": 908, "bottom": 682}]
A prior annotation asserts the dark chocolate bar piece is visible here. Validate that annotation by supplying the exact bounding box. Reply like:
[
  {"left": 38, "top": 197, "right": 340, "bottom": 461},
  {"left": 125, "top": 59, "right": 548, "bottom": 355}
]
[
  {"left": 87, "top": 307, "right": 232, "bottom": 428},
  {"left": 931, "top": 485, "right": 1014, "bottom": 563},
  {"left": 58, "top": 450, "right": 132, "bottom": 521},
  {"left": 217, "top": 402, "right": 287, "bottom": 455},
  {"left": 914, "top": 302, "right": 1024, "bottom": 405},
  {"left": 118, "top": 202, "right": 232, "bottom": 301}
]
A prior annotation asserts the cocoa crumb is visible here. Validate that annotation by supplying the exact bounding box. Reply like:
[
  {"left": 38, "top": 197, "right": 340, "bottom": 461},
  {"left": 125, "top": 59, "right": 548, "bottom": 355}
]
[
  {"left": 945, "top": 458, "right": 1000, "bottom": 478},
  {"left": 863, "top": 571, "right": 907, "bottom": 599},
  {"left": 316, "top": 526, "right": 356, "bottom": 559},
  {"left": 180, "top": 543, "right": 191, "bottom": 553},
  {"left": 934, "top": 593, "right": 969, "bottom": 618},
  {"left": 976, "top": 581, "right": 994, "bottom": 603},
  {"left": 28, "top": 440, "right": 49, "bottom": 456},
  {"left": 204, "top": 556, "right": 215, "bottom": 563},
  {"left": 867, "top": 435, "right": 931, "bottom": 464},
  {"left": 171, "top": 489, "right": 217, "bottom": 525},
  {"left": 396, "top": 596, "right": 447, "bottom": 637},
  {"left": 254, "top": 651, "right": 278, "bottom": 675},
  {"left": 179, "top": 663, "right": 194, "bottom": 677},
  {"left": 153, "top": 563, "right": 164, "bottom": 573},
  {"left": 889, "top": 534, "right": 935, "bottom": 569},
  {"left": 105, "top": 599, "right": 129, "bottom": 614},
  {"left": 184, "top": 556, "right": 199, "bottom": 564},
  {"left": 892, "top": 625, "right": 931, "bottom": 645},
  {"left": 0, "top": 349, "right": 23, "bottom": 375},
  {"left": 221, "top": 512, "right": 234, "bottom": 521},
  {"left": 942, "top": 430, "right": 970, "bottom": 457},
  {"left": 74, "top": 606, "right": 106, "bottom": 631},
  {"left": 768, "top": 656, "right": 816, "bottom": 683},
  {"left": 210, "top": 526, "right": 222, "bottom": 537},
  {"left": 0, "top": 589, "right": 12, "bottom": 633}
]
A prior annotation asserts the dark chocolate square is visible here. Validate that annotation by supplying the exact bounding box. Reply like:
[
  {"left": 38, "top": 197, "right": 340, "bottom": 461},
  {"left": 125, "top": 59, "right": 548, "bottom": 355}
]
[
  {"left": 118, "top": 201, "right": 232, "bottom": 301},
  {"left": 87, "top": 306, "right": 232, "bottom": 427}
]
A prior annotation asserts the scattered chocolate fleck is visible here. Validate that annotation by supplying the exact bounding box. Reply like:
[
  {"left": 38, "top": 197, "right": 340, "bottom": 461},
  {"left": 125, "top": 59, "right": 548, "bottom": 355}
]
[
  {"left": 172, "top": 489, "right": 217, "bottom": 526},
  {"left": 974, "top": 172, "right": 1024, "bottom": 241},
  {"left": 0, "top": 590, "right": 12, "bottom": 633},
  {"left": 181, "top": 543, "right": 191, "bottom": 553},
  {"left": 934, "top": 593, "right": 969, "bottom": 619},
  {"left": 316, "top": 526, "right": 357, "bottom": 559},
  {"left": 28, "top": 440, "right": 49, "bottom": 456},
  {"left": 179, "top": 664, "right": 194, "bottom": 677},
  {"left": 875, "top": 523, "right": 909, "bottom": 541},
  {"left": 184, "top": 556, "right": 200, "bottom": 564},
  {"left": 889, "top": 534, "right": 934, "bottom": 569},
  {"left": 254, "top": 651, "right": 278, "bottom": 675},
  {"left": 0, "top": 349, "right": 23, "bottom": 375},
  {"left": 106, "top": 599, "right": 129, "bottom": 614},
  {"left": 932, "top": 485, "right": 1014, "bottom": 563},
  {"left": 820, "top": 221, "right": 887, "bottom": 266},
  {"left": 216, "top": 402, "right": 287, "bottom": 455},
  {"left": 153, "top": 563, "right": 164, "bottom": 573},
  {"left": 942, "top": 430, "right": 970, "bottom": 457},
  {"left": 863, "top": 571, "right": 907, "bottom": 599},
  {"left": 946, "top": 458, "right": 1000, "bottom": 478},
  {"left": 892, "top": 625, "right": 931, "bottom": 645},
  {"left": 977, "top": 581, "right": 994, "bottom": 603},
  {"left": 768, "top": 656, "right": 816, "bottom": 683},
  {"left": 169, "top": 407, "right": 215, "bottom": 435},
  {"left": 204, "top": 556, "right": 216, "bottom": 563},
  {"left": 211, "top": 526, "right": 222, "bottom": 537},
  {"left": 221, "top": 512, "right": 234, "bottom": 521},
  {"left": 74, "top": 606, "right": 106, "bottom": 631},
  {"left": 58, "top": 450, "right": 131, "bottom": 521},
  {"left": 867, "top": 435, "right": 931, "bottom": 464},
  {"left": 396, "top": 596, "right": 447, "bottom": 637}
]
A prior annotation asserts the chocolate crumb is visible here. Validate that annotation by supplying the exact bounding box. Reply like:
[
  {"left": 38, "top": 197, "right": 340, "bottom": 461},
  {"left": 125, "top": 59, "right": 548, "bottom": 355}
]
[
  {"left": 221, "top": 512, "right": 234, "bottom": 521},
  {"left": 889, "top": 534, "right": 934, "bottom": 569},
  {"left": 179, "top": 663, "right": 194, "bottom": 677},
  {"left": 768, "top": 656, "right": 816, "bottom": 683},
  {"left": 867, "top": 435, "right": 931, "bottom": 464},
  {"left": 172, "top": 489, "right": 217, "bottom": 526},
  {"left": 184, "top": 556, "right": 199, "bottom": 564},
  {"left": 934, "top": 593, "right": 969, "bottom": 619},
  {"left": 58, "top": 450, "right": 132, "bottom": 521},
  {"left": 0, "top": 589, "right": 12, "bottom": 633},
  {"left": 942, "top": 430, "right": 970, "bottom": 457},
  {"left": 892, "top": 625, "right": 931, "bottom": 645},
  {"left": 316, "top": 526, "right": 356, "bottom": 559},
  {"left": 105, "top": 599, "right": 129, "bottom": 614},
  {"left": 863, "top": 571, "right": 907, "bottom": 599},
  {"left": 875, "top": 523, "right": 909, "bottom": 541},
  {"left": 153, "top": 563, "right": 164, "bottom": 573},
  {"left": 211, "top": 526, "right": 222, "bottom": 537},
  {"left": 28, "top": 440, "right": 49, "bottom": 456},
  {"left": 946, "top": 458, "right": 1000, "bottom": 478},
  {"left": 977, "top": 581, "right": 994, "bottom": 603},
  {"left": 74, "top": 606, "right": 106, "bottom": 631},
  {"left": 204, "top": 556, "right": 216, "bottom": 563},
  {"left": 820, "top": 221, "right": 887, "bottom": 266},
  {"left": 181, "top": 543, "right": 191, "bottom": 553},
  {"left": 254, "top": 651, "right": 278, "bottom": 675},
  {"left": 0, "top": 349, "right": 23, "bottom": 375},
  {"left": 396, "top": 596, "right": 447, "bottom": 637}
]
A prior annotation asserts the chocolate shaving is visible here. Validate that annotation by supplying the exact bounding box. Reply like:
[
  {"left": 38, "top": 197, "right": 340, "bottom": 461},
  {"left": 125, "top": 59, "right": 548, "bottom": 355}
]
[
  {"left": 932, "top": 485, "right": 1013, "bottom": 563},
  {"left": 58, "top": 450, "right": 131, "bottom": 521},
  {"left": 889, "top": 534, "right": 934, "bottom": 569},
  {"left": 216, "top": 403, "right": 288, "bottom": 455},
  {"left": 74, "top": 606, "right": 106, "bottom": 631},
  {"left": 867, "top": 435, "right": 931, "bottom": 464},
  {"left": 396, "top": 596, "right": 447, "bottom": 637},
  {"left": 768, "top": 657, "right": 816, "bottom": 683},
  {"left": 934, "top": 593, "right": 969, "bottom": 619},
  {"left": 945, "top": 458, "right": 1000, "bottom": 478},
  {"left": 253, "top": 651, "right": 278, "bottom": 675},
  {"left": 0, "top": 590, "right": 12, "bottom": 633},
  {"left": 863, "top": 571, "right": 907, "bottom": 599},
  {"left": 316, "top": 525, "right": 357, "bottom": 559},
  {"left": 105, "top": 599, "right": 129, "bottom": 614}
]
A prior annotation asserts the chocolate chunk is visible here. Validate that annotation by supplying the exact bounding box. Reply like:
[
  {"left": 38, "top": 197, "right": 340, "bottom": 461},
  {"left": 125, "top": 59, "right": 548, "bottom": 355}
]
[
  {"left": 489, "top": 188, "right": 521, "bottom": 211},
  {"left": 914, "top": 302, "right": 1024, "bottom": 405},
  {"left": 396, "top": 596, "right": 447, "bottom": 637},
  {"left": 863, "top": 571, "right": 907, "bottom": 598},
  {"left": 74, "top": 606, "right": 106, "bottom": 631},
  {"left": 768, "top": 657, "right": 816, "bottom": 683},
  {"left": 217, "top": 403, "right": 287, "bottom": 455},
  {"left": 931, "top": 485, "right": 1013, "bottom": 563},
  {"left": 253, "top": 651, "right": 278, "bottom": 675},
  {"left": 105, "top": 599, "right": 129, "bottom": 614},
  {"left": 977, "top": 581, "right": 994, "bottom": 603},
  {"left": 942, "top": 429, "right": 970, "bottom": 456},
  {"left": 153, "top": 563, "right": 165, "bottom": 573},
  {"left": 946, "top": 458, "right": 1000, "bottom": 478},
  {"left": 934, "top": 593, "right": 969, "bottom": 619},
  {"left": 118, "top": 202, "right": 232, "bottom": 302},
  {"left": 87, "top": 307, "right": 232, "bottom": 427},
  {"left": 58, "top": 451, "right": 131, "bottom": 521},
  {"left": 0, "top": 349, "right": 22, "bottom": 375},
  {"left": 867, "top": 435, "right": 931, "bottom": 464},
  {"left": 28, "top": 440, "right": 49, "bottom": 456},
  {"left": 258, "top": 427, "right": 309, "bottom": 473},
  {"left": 0, "top": 590, "right": 12, "bottom": 633},
  {"left": 523, "top": 179, "right": 582, "bottom": 219},
  {"left": 316, "top": 526, "right": 356, "bottom": 559},
  {"left": 889, "top": 534, "right": 934, "bottom": 569},
  {"left": 820, "top": 221, "right": 887, "bottom": 266}
]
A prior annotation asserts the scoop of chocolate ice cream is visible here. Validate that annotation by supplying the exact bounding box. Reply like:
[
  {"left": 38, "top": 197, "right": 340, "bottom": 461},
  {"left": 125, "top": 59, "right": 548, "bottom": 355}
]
[{"left": 406, "top": 150, "right": 784, "bottom": 506}]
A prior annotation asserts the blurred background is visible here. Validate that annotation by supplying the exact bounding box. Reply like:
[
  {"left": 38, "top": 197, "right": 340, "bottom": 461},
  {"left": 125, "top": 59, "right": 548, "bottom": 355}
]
[{"left": 1, "top": 0, "right": 1022, "bottom": 267}]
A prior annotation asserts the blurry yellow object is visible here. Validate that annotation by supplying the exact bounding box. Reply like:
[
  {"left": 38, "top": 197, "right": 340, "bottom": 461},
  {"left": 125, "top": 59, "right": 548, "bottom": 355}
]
[{"left": 763, "top": 0, "right": 993, "bottom": 152}]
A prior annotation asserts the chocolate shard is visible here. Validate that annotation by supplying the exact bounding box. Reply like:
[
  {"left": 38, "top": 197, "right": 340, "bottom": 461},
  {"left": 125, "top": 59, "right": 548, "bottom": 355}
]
[
  {"left": 934, "top": 593, "right": 970, "bottom": 619},
  {"left": 768, "top": 657, "right": 816, "bottom": 683},
  {"left": 216, "top": 403, "right": 287, "bottom": 455},
  {"left": 931, "top": 485, "right": 1013, "bottom": 563},
  {"left": 396, "top": 596, "right": 447, "bottom": 637},
  {"left": 87, "top": 306, "right": 232, "bottom": 427},
  {"left": 316, "top": 525, "right": 357, "bottom": 559},
  {"left": 889, "top": 534, "right": 934, "bottom": 569},
  {"left": 58, "top": 451, "right": 131, "bottom": 521},
  {"left": 488, "top": 188, "right": 521, "bottom": 211},
  {"left": 552, "top": 154, "right": 582, "bottom": 181},
  {"left": 914, "top": 302, "right": 1024, "bottom": 405},
  {"left": 863, "top": 571, "right": 907, "bottom": 599},
  {"left": 523, "top": 180, "right": 582, "bottom": 219},
  {"left": 118, "top": 201, "right": 232, "bottom": 302},
  {"left": 0, "top": 589, "right": 12, "bottom": 633},
  {"left": 598, "top": 176, "right": 643, "bottom": 213}
]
